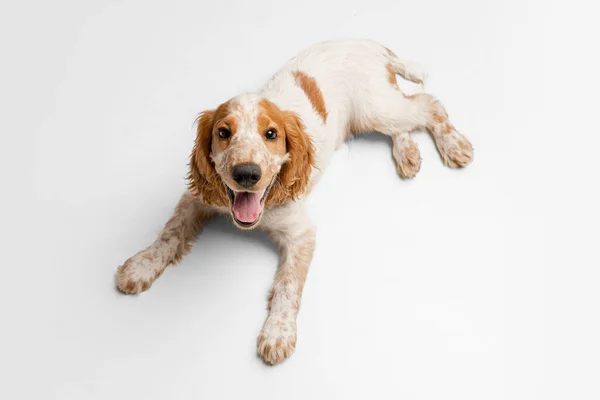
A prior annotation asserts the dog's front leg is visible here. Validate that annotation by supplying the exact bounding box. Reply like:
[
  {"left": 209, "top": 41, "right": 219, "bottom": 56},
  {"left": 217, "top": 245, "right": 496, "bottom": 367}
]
[
  {"left": 115, "top": 190, "right": 216, "bottom": 294},
  {"left": 257, "top": 203, "right": 316, "bottom": 365}
]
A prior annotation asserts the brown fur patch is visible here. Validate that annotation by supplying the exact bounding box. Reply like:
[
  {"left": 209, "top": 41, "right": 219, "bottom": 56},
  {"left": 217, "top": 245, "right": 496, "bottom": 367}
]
[
  {"left": 384, "top": 46, "right": 397, "bottom": 58},
  {"left": 442, "top": 122, "right": 455, "bottom": 134},
  {"left": 212, "top": 112, "right": 239, "bottom": 152},
  {"left": 266, "top": 111, "right": 316, "bottom": 206},
  {"left": 258, "top": 99, "right": 288, "bottom": 157},
  {"left": 386, "top": 63, "right": 399, "bottom": 89},
  {"left": 458, "top": 139, "right": 470, "bottom": 151},
  {"left": 187, "top": 102, "right": 232, "bottom": 207},
  {"left": 432, "top": 112, "right": 446, "bottom": 124},
  {"left": 292, "top": 70, "right": 328, "bottom": 123}
]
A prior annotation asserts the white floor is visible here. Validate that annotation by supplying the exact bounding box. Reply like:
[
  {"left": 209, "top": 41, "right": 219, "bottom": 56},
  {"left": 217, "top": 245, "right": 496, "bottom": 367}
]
[{"left": 2, "top": 0, "right": 599, "bottom": 399}]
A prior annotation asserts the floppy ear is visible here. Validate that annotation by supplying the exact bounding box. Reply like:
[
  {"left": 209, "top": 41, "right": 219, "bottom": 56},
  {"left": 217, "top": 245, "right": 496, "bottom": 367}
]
[
  {"left": 187, "top": 110, "right": 228, "bottom": 206},
  {"left": 267, "top": 111, "right": 316, "bottom": 206}
]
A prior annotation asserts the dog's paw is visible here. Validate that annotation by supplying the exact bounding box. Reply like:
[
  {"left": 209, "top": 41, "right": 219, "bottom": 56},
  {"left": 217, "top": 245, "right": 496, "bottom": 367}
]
[
  {"left": 436, "top": 130, "right": 473, "bottom": 168},
  {"left": 393, "top": 134, "right": 421, "bottom": 179},
  {"left": 257, "top": 316, "right": 297, "bottom": 365},
  {"left": 115, "top": 249, "right": 166, "bottom": 294}
]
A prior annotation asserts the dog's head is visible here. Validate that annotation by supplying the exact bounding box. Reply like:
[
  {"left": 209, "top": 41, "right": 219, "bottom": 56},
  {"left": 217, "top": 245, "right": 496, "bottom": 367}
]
[{"left": 188, "top": 94, "right": 316, "bottom": 229}]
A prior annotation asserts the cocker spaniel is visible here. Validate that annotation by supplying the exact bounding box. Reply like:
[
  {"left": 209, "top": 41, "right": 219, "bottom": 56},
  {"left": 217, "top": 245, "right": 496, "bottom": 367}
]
[{"left": 115, "top": 39, "right": 474, "bottom": 365}]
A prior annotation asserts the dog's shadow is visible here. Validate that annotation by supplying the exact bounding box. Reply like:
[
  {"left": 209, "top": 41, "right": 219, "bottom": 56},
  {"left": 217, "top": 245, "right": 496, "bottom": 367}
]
[
  {"left": 345, "top": 131, "right": 391, "bottom": 149},
  {"left": 171, "top": 215, "right": 279, "bottom": 280},
  {"left": 201, "top": 215, "right": 277, "bottom": 255},
  {"left": 344, "top": 129, "right": 438, "bottom": 168},
  {"left": 346, "top": 130, "right": 430, "bottom": 146}
]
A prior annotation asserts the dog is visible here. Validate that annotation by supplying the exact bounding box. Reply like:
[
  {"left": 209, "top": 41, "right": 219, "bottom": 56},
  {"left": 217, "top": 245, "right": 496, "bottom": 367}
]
[{"left": 115, "top": 39, "right": 473, "bottom": 365}]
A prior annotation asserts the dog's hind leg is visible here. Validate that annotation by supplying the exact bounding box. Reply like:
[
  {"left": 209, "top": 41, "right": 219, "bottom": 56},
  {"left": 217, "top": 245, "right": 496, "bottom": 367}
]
[
  {"left": 402, "top": 93, "right": 474, "bottom": 168},
  {"left": 391, "top": 131, "right": 422, "bottom": 179},
  {"left": 352, "top": 88, "right": 473, "bottom": 177},
  {"left": 350, "top": 89, "right": 424, "bottom": 179},
  {"left": 348, "top": 52, "right": 424, "bottom": 178},
  {"left": 350, "top": 46, "right": 472, "bottom": 176}
]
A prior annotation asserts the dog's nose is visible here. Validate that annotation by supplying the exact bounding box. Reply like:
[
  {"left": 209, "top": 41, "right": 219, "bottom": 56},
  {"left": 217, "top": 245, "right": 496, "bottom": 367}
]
[{"left": 232, "top": 163, "right": 262, "bottom": 188}]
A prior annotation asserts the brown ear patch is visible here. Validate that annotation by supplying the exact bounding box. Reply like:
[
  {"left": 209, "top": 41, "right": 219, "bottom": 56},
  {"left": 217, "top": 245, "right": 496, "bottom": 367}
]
[
  {"left": 292, "top": 70, "right": 328, "bottom": 123},
  {"left": 187, "top": 108, "right": 228, "bottom": 207}
]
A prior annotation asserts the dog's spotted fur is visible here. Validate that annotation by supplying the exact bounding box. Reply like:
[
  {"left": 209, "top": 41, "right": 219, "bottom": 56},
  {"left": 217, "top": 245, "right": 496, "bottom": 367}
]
[{"left": 115, "top": 39, "right": 473, "bottom": 365}]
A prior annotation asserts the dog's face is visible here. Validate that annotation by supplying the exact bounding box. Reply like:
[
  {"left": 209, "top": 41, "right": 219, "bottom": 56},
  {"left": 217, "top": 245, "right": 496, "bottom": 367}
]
[{"left": 189, "top": 94, "right": 316, "bottom": 229}]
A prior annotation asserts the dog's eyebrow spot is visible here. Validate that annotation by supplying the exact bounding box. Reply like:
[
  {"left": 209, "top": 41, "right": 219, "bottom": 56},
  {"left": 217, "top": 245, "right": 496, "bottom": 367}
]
[{"left": 292, "top": 70, "right": 328, "bottom": 123}]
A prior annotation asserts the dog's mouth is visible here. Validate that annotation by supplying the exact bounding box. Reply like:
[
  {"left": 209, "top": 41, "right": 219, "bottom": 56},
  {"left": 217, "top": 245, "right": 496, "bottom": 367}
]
[{"left": 226, "top": 180, "right": 274, "bottom": 229}]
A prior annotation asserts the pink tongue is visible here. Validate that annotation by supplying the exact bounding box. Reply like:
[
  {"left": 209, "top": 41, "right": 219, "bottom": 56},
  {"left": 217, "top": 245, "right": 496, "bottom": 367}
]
[{"left": 232, "top": 192, "right": 263, "bottom": 223}]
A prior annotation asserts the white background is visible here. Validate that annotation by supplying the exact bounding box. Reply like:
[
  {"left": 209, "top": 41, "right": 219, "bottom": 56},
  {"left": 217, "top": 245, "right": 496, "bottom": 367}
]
[{"left": 1, "top": 0, "right": 599, "bottom": 399}]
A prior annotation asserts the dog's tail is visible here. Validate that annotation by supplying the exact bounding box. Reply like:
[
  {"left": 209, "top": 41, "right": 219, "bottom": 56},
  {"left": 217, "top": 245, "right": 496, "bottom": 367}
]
[{"left": 383, "top": 48, "right": 426, "bottom": 92}]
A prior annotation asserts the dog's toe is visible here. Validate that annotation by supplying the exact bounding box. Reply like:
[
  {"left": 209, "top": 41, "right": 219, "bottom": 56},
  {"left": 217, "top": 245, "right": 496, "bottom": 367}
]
[
  {"left": 257, "top": 317, "right": 297, "bottom": 365},
  {"left": 115, "top": 251, "right": 165, "bottom": 294},
  {"left": 393, "top": 134, "right": 422, "bottom": 179},
  {"left": 436, "top": 130, "right": 473, "bottom": 168}
]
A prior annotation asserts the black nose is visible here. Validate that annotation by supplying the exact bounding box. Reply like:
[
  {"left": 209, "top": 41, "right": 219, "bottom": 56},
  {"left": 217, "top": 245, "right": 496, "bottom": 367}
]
[{"left": 232, "top": 163, "right": 262, "bottom": 188}]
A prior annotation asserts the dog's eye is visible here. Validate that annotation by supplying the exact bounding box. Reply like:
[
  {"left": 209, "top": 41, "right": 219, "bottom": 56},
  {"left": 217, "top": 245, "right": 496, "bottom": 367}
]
[
  {"left": 265, "top": 129, "right": 277, "bottom": 140},
  {"left": 218, "top": 128, "right": 231, "bottom": 139}
]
